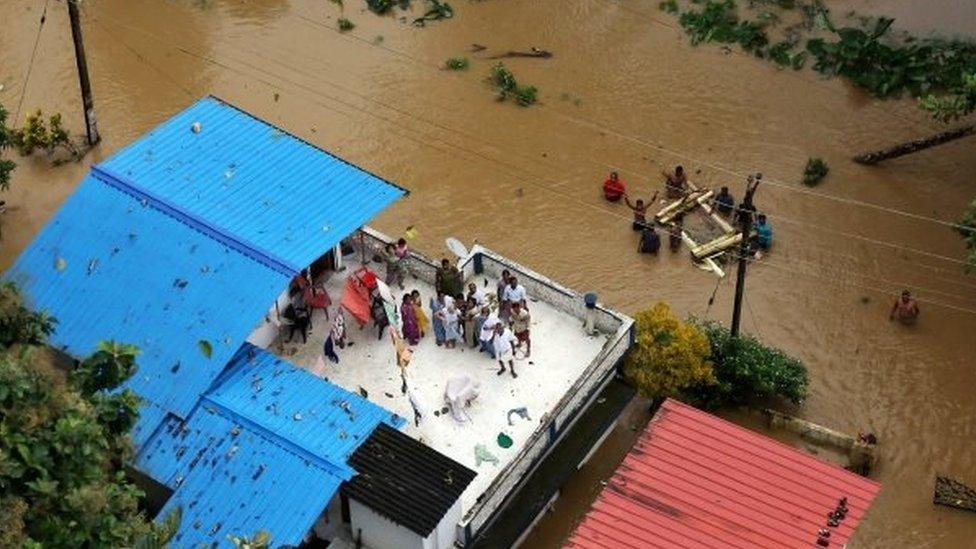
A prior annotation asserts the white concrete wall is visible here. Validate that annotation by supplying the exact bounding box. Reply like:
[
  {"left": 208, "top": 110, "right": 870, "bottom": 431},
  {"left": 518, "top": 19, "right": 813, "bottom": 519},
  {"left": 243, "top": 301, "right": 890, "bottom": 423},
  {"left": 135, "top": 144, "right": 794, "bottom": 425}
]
[
  {"left": 349, "top": 498, "right": 434, "bottom": 549},
  {"left": 435, "top": 498, "right": 463, "bottom": 549}
]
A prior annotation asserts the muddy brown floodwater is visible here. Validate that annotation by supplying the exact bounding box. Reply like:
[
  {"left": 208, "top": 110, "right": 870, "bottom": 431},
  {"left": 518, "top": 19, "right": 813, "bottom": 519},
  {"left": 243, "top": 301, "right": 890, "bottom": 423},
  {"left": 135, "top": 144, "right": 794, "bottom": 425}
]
[{"left": 2, "top": 0, "right": 975, "bottom": 546}]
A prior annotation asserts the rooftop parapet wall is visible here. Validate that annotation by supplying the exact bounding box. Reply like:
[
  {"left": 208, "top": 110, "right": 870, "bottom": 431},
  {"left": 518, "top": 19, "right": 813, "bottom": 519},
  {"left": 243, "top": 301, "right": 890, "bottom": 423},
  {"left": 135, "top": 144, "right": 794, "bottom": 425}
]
[{"left": 353, "top": 227, "right": 634, "bottom": 540}]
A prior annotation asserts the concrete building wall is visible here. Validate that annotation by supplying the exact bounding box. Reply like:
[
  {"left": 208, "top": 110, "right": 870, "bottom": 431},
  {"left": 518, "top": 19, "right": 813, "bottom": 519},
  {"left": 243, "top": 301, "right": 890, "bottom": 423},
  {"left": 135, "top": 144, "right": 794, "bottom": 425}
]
[{"left": 349, "top": 498, "right": 434, "bottom": 549}]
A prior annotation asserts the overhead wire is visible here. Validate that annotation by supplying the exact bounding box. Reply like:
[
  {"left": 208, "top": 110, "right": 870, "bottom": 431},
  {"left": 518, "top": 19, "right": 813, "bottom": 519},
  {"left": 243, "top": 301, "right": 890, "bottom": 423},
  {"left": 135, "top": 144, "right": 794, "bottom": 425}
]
[
  {"left": 283, "top": 4, "right": 976, "bottom": 236},
  {"left": 89, "top": 10, "right": 976, "bottom": 313},
  {"left": 14, "top": 0, "right": 50, "bottom": 123}
]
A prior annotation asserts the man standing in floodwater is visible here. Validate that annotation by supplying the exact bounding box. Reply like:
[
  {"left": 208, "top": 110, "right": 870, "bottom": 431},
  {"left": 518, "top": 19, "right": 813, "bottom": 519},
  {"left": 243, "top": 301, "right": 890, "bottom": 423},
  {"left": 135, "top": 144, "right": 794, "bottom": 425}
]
[
  {"left": 624, "top": 191, "right": 658, "bottom": 230},
  {"left": 890, "top": 290, "right": 920, "bottom": 325},
  {"left": 663, "top": 165, "right": 688, "bottom": 199}
]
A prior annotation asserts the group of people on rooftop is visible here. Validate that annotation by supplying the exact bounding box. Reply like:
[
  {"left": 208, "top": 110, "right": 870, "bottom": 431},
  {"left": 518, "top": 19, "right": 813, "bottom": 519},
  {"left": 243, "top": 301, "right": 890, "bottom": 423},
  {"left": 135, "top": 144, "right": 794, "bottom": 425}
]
[
  {"left": 603, "top": 166, "right": 773, "bottom": 257},
  {"left": 390, "top": 255, "right": 532, "bottom": 378}
]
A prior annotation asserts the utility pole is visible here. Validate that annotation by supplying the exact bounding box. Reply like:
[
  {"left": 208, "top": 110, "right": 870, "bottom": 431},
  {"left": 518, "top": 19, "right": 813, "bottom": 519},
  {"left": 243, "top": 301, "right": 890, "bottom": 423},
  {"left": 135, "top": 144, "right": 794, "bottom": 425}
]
[
  {"left": 730, "top": 175, "right": 760, "bottom": 337},
  {"left": 67, "top": 0, "right": 99, "bottom": 146}
]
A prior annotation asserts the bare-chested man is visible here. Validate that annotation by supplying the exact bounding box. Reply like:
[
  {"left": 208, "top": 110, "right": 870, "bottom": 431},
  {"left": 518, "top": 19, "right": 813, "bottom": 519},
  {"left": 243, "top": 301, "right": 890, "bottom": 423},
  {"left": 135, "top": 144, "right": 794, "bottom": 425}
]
[{"left": 889, "top": 290, "right": 919, "bottom": 325}]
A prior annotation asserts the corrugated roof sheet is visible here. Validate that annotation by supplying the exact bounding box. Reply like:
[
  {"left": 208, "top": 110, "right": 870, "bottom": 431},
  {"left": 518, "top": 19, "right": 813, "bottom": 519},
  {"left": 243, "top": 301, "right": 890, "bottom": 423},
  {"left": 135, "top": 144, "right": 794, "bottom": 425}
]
[
  {"left": 566, "top": 399, "right": 881, "bottom": 549},
  {"left": 344, "top": 424, "right": 477, "bottom": 536},
  {"left": 99, "top": 96, "right": 406, "bottom": 272},
  {"left": 5, "top": 174, "right": 288, "bottom": 421},
  {"left": 143, "top": 344, "right": 403, "bottom": 547},
  {"left": 5, "top": 95, "right": 405, "bottom": 429}
]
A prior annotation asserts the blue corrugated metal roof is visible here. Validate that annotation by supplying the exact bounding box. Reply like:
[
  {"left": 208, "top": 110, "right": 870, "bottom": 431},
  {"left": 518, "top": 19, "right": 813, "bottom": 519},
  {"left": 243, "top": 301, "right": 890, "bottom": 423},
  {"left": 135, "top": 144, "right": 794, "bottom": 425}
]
[
  {"left": 154, "top": 403, "right": 343, "bottom": 548},
  {"left": 99, "top": 96, "right": 407, "bottom": 272},
  {"left": 140, "top": 344, "right": 402, "bottom": 547},
  {"left": 5, "top": 95, "right": 405, "bottom": 426},
  {"left": 5, "top": 175, "right": 288, "bottom": 421}
]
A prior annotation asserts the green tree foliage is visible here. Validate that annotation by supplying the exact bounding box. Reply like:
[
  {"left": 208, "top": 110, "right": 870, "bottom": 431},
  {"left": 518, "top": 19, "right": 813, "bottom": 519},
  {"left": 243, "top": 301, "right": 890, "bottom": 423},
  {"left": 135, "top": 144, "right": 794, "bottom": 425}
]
[
  {"left": 691, "top": 319, "right": 808, "bottom": 408},
  {"left": 959, "top": 198, "right": 976, "bottom": 269},
  {"left": 921, "top": 73, "right": 976, "bottom": 122},
  {"left": 0, "top": 103, "right": 15, "bottom": 192},
  {"left": 802, "top": 157, "right": 828, "bottom": 186},
  {"left": 0, "top": 283, "right": 177, "bottom": 547},
  {"left": 624, "top": 303, "right": 715, "bottom": 399},
  {"left": 0, "top": 283, "right": 56, "bottom": 350}
]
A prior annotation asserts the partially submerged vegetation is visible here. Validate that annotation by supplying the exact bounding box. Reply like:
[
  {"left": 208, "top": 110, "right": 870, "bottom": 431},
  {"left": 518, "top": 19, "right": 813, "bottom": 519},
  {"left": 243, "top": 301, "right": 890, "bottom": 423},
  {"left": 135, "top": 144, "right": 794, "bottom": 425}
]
[
  {"left": 444, "top": 56, "right": 470, "bottom": 71},
  {"left": 960, "top": 200, "right": 976, "bottom": 269},
  {"left": 9, "top": 110, "right": 77, "bottom": 163},
  {"left": 624, "top": 303, "right": 809, "bottom": 409},
  {"left": 489, "top": 63, "right": 538, "bottom": 106},
  {"left": 661, "top": 0, "right": 976, "bottom": 122},
  {"left": 802, "top": 157, "right": 828, "bottom": 186},
  {"left": 364, "top": 0, "right": 454, "bottom": 26},
  {"left": 337, "top": 17, "right": 355, "bottom": 31},
  {"left": 0, "top": 103, "right": 14, "bottom": 192}
]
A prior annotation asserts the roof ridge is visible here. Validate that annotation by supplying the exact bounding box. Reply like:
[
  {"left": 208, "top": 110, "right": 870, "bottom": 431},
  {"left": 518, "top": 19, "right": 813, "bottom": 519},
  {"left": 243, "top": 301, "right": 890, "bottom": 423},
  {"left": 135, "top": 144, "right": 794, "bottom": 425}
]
[{"left": 90, "top": 165, "right": 299, "bottom": 276}]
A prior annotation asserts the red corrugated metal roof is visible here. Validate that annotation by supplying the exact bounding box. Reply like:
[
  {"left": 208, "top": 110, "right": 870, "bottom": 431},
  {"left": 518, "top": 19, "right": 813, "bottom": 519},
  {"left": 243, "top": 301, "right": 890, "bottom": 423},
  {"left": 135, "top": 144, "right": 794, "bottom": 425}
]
[{"left": 566, "top": 399, "right": 881, "bottom": 549}]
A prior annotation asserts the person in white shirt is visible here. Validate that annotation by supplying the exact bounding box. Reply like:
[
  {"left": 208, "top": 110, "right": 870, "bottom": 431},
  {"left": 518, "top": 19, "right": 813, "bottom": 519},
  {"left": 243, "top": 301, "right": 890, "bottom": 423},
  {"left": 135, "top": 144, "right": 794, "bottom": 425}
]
[
  {"left": 501, "top": 276, "right": 527, "bottom": 322},
  {"left": 493, "top": 323, "right": 519, "bottom": 378},
  {"left": 467, "top": 282, "right": 487, "bottom": 306},
  {"left": 479, "top": 309, "right": 499, "bottom": 357}
]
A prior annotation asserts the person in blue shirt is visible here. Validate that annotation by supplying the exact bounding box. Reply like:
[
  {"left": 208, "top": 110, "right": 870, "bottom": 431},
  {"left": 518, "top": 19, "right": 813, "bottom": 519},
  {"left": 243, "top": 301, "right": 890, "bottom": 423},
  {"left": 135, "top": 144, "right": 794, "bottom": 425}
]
[
  {"left": 714, "top": 186, "right": 735, "bottom": 216},
  {"left": 753, "top": 214, "right": 772, "bottom": 251}
]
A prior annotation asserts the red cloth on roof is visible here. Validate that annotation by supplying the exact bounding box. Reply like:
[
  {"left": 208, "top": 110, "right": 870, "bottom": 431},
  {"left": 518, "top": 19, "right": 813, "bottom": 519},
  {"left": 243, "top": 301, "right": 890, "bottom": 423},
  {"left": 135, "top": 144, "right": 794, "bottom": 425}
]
[
  {"left": 341, "top": 268, "right": 375, "bottom": 326},
  {"left": 602, "top": 177, "right": 626, "bottom": 202}
]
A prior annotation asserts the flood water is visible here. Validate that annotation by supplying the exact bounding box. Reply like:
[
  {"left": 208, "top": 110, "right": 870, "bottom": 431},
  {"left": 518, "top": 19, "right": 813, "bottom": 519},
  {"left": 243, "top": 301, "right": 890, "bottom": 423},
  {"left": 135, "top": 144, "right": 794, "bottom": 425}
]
[{"left": 2, "top": 0, "right": 975, "bottom": 546}]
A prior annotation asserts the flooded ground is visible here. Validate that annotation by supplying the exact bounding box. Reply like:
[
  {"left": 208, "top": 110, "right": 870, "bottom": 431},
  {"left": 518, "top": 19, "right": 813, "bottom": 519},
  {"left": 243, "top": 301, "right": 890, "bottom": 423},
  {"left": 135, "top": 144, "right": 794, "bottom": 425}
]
[{"left": 2, "top": 0, "right": 975, "bottom": 546}]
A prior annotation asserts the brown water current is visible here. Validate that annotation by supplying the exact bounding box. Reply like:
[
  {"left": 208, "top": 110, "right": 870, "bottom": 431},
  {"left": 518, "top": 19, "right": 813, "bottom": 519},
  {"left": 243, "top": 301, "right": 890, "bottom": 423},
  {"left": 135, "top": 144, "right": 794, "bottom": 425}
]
[{"left": 2, "top": 0, "right": 975, "bottom": 546}]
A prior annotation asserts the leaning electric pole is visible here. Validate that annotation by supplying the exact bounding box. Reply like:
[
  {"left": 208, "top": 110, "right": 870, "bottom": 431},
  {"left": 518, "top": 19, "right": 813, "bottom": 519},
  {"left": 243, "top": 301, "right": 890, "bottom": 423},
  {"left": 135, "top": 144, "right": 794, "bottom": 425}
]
[
  {"left": 67, "top": 0, "right": 99, "bottom": 146},
  {"left": 730, "top": 175, "right": 760, "bottom": 338}
]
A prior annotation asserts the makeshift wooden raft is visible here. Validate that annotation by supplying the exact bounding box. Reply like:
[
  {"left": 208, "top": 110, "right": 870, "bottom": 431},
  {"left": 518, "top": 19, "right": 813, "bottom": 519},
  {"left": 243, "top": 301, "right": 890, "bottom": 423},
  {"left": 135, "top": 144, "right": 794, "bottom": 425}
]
[
  {"left": 934, "top": 476, "right": 976, "bottom": 513},
  {"left": 654, "top": 181, "right": 741, "bottom": 277}
]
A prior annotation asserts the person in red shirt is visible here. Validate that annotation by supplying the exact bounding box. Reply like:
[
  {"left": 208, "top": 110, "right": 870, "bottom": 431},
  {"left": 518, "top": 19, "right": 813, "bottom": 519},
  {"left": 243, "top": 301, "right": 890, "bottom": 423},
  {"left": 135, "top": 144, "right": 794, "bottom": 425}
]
[{"left": 602, "top": 171, "right": 626, "bottom": 202}]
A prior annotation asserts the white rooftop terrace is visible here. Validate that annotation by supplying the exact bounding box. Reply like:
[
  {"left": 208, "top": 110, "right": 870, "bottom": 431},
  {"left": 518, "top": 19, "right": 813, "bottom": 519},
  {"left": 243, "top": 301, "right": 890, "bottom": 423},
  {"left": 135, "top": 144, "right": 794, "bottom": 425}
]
[{"left": 251, "top": 229, "right": 633, "bottom": 538}]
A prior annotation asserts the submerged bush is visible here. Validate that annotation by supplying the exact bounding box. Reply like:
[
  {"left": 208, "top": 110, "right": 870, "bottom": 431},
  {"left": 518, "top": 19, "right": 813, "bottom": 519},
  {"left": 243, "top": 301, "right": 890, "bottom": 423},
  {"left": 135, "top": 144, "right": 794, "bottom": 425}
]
[
  {"left": 690, "top": 319, "right": 808, "bottom": 408},
  {"left": 489, "top": 63, "right": 539, "bottom": 106},
  {"left": 444, "top": 57, "right": 470, "bottom": 71},
  {"left": 678, "top": 0, "right": 770, "bottom": 56},
  {"left": 337, "top": 17, "right": 355, "bottom": 31},
  {"left": 802, "top": 157, "right": 829, "bottom": 186}
]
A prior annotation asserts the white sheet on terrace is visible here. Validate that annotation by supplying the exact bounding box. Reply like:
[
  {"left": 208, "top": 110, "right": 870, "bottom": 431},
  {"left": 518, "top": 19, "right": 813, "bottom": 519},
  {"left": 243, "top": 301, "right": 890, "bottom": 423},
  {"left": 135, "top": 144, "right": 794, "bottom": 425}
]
[{"left": 275, "top": 265, "right": 606, "bottom": 513}]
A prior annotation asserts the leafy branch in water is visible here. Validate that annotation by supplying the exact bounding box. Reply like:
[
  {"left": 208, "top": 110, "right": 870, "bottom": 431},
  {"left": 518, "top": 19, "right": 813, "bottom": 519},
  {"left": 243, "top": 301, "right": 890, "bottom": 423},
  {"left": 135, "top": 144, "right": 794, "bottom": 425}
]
[
  {"left": 10, "top": 110, "right": 77, "bottom": 160},
  {"left": 489, "top": 63, "right": 538, "bottom": 106},
  {"left": 677, "top": 0, "right": 769, "bottom": 56},
  {"left": 0, "top": 103, "right": 15, "bottom": 192},
  {"left": 444, "top": 57, "right": 470, "bottom": 70},
  {"left": 802, "top": 157, "right": 828, "bottom": 186},
  {"left": 959, "top": 198, "right": 976, "bottom": 269},
  {"left": 337, "top": 17, "right": 355, "bottom": 31}
]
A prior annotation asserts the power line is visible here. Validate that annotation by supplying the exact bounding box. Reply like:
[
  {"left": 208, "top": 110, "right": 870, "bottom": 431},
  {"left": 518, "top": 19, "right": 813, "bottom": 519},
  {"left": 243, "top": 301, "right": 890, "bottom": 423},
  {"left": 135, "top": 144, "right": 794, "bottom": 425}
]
[
  {"left": 89, "top": 18, "right": 194, "bottom": 97},
  {"left": 284, "top": 4, "right": 975, "bottom": 235},
  {"left": 89, "top": 12, "right": 976, "bottom": 309},
  {"left": 14, "top": 0, "right": 50, "bottom": 123}
]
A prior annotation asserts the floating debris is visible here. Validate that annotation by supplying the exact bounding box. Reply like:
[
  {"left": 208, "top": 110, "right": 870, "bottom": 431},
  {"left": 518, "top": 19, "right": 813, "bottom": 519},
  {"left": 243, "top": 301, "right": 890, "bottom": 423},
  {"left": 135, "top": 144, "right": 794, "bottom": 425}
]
[
  {"left": 171, "top": 361, "right": 181, "bottom": 373},
  {"left": 935, "top": 476, "right": 976, "bottom": 513},
  {"left": 252, "top": 464, "right": 266, "bottom": 480},
  {"left": 191, "top": 122, "right": 202, "bottom": 133},
  {"left": 174, "top": 278, "right": 189, "bottom": 289},
  {"left": 87, "top": 258, "right": 99, "bottom": 275},
  {"left": 293, "top": 412, "right": 303, "bottom": 421},
  {"left": 358, "top": 386, "right": 369, "bottom": 398},
  {"left": 54, "top": 257, "right": 67, "bottom": 271},
  {"left": 198, "top": 340, "right": 213, "bottom": 359}
]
